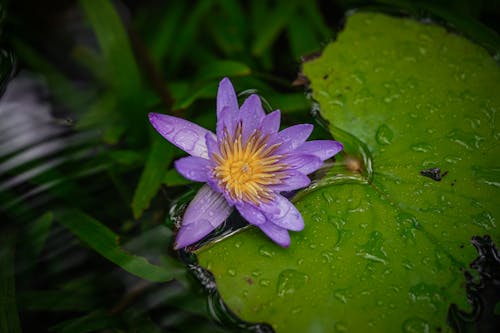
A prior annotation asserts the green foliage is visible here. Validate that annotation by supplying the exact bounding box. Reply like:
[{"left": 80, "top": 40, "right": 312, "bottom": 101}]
[
  {"left": 1, "top": 0, "right": 499, "bottom": 332},
  {"left": 196, "top": 12, "right": 500, "bottom": 332},
  {"left": 57, "top": 209, "right": 178, "bottom": 282},
  {"left": 131, "top": 135, "right": 174, "bottom": 219}
]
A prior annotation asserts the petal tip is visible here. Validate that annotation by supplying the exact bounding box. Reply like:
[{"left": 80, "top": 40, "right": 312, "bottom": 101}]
[
  {"left": 327, "top": 141, "right": 344, "bottom": 159},
  {"left": 277, "top": 238, "right": 291, "bottom": 248},
  {"left": 148, "top": 112, "right": 158, "bottom": 123},
  {"left": 218, "top": 77, "right": 235, "bottom": 93}
]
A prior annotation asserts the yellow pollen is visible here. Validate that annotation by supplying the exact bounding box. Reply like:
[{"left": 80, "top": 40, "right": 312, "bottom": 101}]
[{"left": 212, "top": 123, "right": 287, "bottom": 204}]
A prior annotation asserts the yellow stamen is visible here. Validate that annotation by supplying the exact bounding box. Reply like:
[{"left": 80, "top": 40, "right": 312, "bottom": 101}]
[{"left": 212, "top": 122, "right": 288, "bottom": 205}]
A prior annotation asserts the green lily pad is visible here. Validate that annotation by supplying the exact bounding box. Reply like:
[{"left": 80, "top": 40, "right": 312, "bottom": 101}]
[{"left": 196, "top": 12, "right": 500, "bottom": 332}]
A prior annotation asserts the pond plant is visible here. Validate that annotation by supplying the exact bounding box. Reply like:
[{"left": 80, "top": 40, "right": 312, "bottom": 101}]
[{"left": 0, "top": 1, "right": 499, "bottom": 333}]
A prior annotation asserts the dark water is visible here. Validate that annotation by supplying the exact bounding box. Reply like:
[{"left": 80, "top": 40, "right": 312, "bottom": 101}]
[{"left": 448, "top": 235, "right": 500, "bottom": 333}]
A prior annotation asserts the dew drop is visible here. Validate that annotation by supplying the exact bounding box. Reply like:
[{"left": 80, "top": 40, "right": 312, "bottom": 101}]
[
  {"left": 227, "top": 268, "right": 236, "bottom": 277},
  {"left": 410, "top": 143, "right": 432, "bottom": 153},
  {"left": 334, "top": 321, "right": 348, "bottom": 332},
  {"left": 157, "top": 120, "right": 175, "bottom": 135},
  {"left": 174, "top": 129, "right": 199, "bottom": 152},
  {"left": 322, "top": 191, "right": 334, "bottom": 204},
  {"left": 471, "top": 211, "right": 496, "bottom": 230},
  {"left": 321, "top": 250, "right": 335, "bottom": 264},
  {"left": 251, "top": 270, "right": 262, "bottom": 278},
  {"left": 402, "top": 259, "right": 414, "bottom": 270},
  {"left": 258, "top": 245, "right": 275, "bottom": 258},
  {"left": 333, "top": 288, "right": 351, "bottom": 304},
  {"left": 276, "top": 269, "right": 309, "bottom": 297},
  {"left": 259, "top": 279, "right": 271, "bottom": 287},
  {"left": 426, "top": 128, "right": 436, "bottom": 134},
  {"left": 421, "top": 256, "right": 432, "bottom": 265},
  {"left": 447, "top": 129, "right": 484, "bottom": 150},
  {"left": 402, "top": 317, "right": 430, "bottom": 333},
  {"left": 375, "top": 124, "right": 394, "bottom": 146},
  {"left": 444, "top": 155, "right": 461, "bottom": 164}
]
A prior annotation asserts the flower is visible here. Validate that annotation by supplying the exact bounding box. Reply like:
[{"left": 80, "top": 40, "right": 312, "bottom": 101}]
[{"left": 149, "top": 78, "right": 343, "bottom": 249}]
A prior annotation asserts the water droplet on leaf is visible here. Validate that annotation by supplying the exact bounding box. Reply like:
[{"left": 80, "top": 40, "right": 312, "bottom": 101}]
[{"left": 276, "top": 269, "right": 309, "bottom": 297}]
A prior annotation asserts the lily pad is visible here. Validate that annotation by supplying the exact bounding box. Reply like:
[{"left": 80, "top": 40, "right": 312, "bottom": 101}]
[{"left": 195, "top": 12, "right": 500, "bottom": 332}]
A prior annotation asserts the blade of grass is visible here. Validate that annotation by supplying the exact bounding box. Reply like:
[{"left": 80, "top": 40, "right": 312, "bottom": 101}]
[
  {"left": 251, "top": 0, "right": 299, "bottom": 56},
  {"left": 56, "top": 209, "right": 175, "bottom": 282},
  {"left": 131, "top": 133, "right": 174, "bottom": 219},
  {"left": 301, "top": 1, "right": 332, "bottom": 41},
  {"left": 197, "top": 60, "right": 251, "bottom": 82},
  {"left": 167, "top": 0, "right": 215, "bottom": 73},
  {"left": 147, "top": 2, "right": 188, "bottom": 66},
  {"left": 79, "top": 0, "right": 142, "bottom": 93},
  {"left": 287, "top": 13, "right": 322, "bottom": 60},
  {"left": 79, "top": 0, "right": 146, "bottom": 139},
  {"left": 24, "top": 211, "right": 53, "bottom": 264}
]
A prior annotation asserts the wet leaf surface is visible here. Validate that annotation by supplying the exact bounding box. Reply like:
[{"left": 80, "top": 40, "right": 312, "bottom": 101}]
[{"left": 196, "top": 12, "right": 500, "bottom": 332}]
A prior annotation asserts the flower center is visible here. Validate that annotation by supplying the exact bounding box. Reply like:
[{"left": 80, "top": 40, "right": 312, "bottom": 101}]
[{"left": 212, "top": 123, "right": 287, "bottom": 204}]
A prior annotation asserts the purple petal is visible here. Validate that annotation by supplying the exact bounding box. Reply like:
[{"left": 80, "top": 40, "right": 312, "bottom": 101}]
[
  {"left": 295, "top": 140, "right": 343, "bottom": 161},
  {"left": 175, "top": 219, "right": 218, "bottom": 249},
  {"left": 258, "top": 222, "right": 291, "bottom": 247},
  {"left": 260, "top": 194, "right": 304, "bottom": 231},
  {"left": 277, "top": 124, "right": 313, "bottom": 152},
  {"left": 236, "top": 202, "right": 266, "bottom": 225},
  {"left": 216, "top": 106, "right": 237, "bottom": 142},
  {"left": 205, "top": 132, "right": 220, "bottom": 157},
  {"left": 216, "top": 77, "right": 239, "bottom": 118},
  {"left": 175, "top": 184, "right": 233, "bottom": 249},
  {"left": 281, "top": 153, "right": 323, "bottom": 175},
  {"left": 260, "top": 110, "right": 281, "bottom": 135},
  {"left": 174, "top": 156, "right": 210, "bottom": 182},
  {"left": 149, "top": 112, "right": 214, "bottom": 158},
  {"left": 270, "top": 170, "right": 311, "bottom": 192},
  {"left": 239, "top": 94, "right": 265, "bottom": 143}
]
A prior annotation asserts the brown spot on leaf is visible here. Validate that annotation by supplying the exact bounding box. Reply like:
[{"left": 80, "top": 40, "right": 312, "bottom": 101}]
[{"left": 420, "top": 168, "right": 448, "bottom": 181}]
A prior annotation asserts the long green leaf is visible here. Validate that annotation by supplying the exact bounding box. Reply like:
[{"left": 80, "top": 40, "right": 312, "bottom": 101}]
[
  {"left": 197, "top": 60, "right": 251, "bottom": 82},
  {"left": 147, "top": 1, "right": 187, "bottom": 66},
  {"left": 251, "top": 0, "right": 299, "bottom": 56},
  {"left": 79, "top": 0, "right": 146, "bottom": 138},
  {"left": 0, "top": 232, "right": 21, "bottom": 333},
  {"left": 167, "top": 0, "right": 215, "bottom": 72},
  {"left": 79, "top": 0, "right": 142, "bottom": 94},
  {"left": 20, "top": 211, "right": 54, "bottom": 270},
  {"left": 131, "top": 134, "right": 174, "bottom": 219},
  {"left": 57, "top": 209, "right": 174, "bottom": 282}
]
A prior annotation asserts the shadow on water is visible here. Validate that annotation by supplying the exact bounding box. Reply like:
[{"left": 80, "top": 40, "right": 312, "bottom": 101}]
[{"left": 448, "top": 235, "right": 500, "bottom": 333}]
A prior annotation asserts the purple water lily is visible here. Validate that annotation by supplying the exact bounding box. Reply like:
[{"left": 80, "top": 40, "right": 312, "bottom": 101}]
[{"left": 149, "top": 78, "right": 343, "bottom": 248}]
